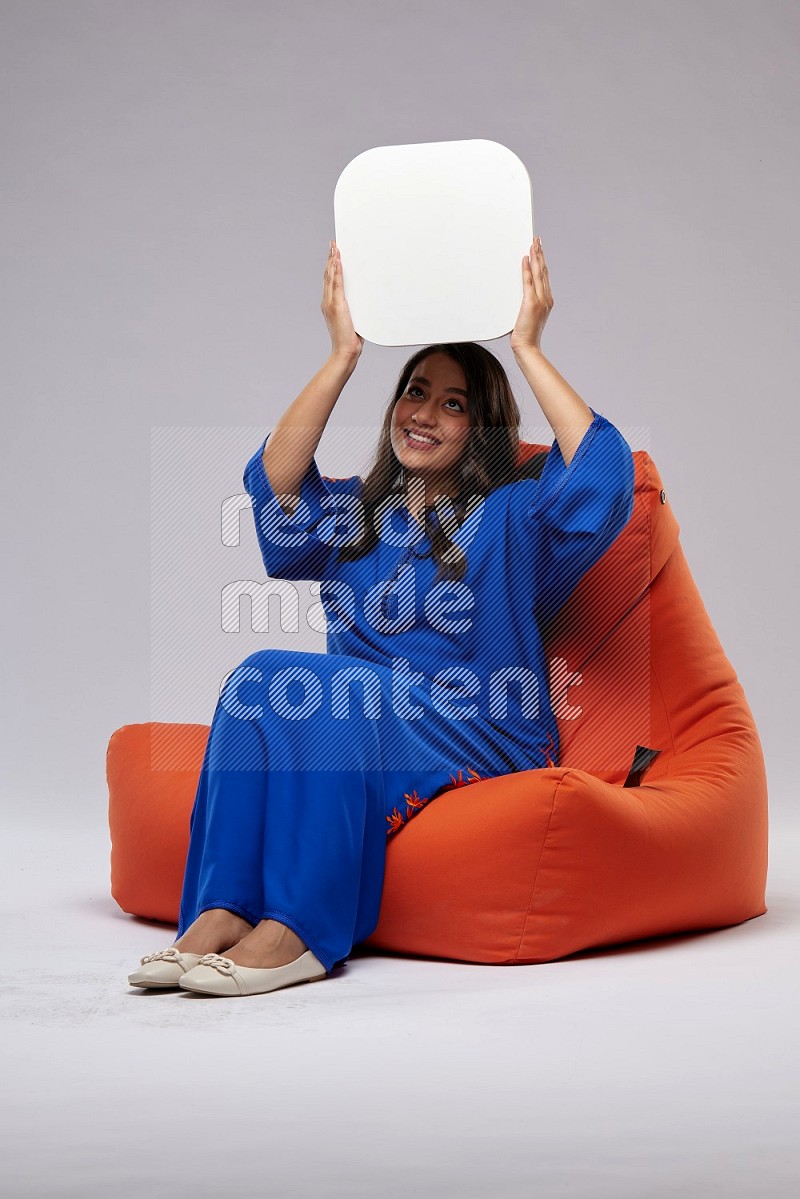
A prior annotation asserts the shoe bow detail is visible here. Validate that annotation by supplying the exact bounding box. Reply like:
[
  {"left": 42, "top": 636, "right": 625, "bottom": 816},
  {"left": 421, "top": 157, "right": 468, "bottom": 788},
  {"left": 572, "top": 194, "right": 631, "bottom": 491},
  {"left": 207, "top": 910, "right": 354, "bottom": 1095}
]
[
  {"left": 140, "top": 947, "right": 183, "bottom": 966},
  {"left": 198, "top": 953, "right": 237, "bottom": 975}
]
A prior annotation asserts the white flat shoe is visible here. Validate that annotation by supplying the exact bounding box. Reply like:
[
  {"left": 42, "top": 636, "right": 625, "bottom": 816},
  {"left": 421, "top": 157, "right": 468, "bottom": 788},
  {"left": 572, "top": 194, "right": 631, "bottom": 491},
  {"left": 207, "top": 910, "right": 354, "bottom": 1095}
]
[
  {"left": 128, "top": 946, "right": 205, "bottom": 989},
  {"left": 178, "top": 949, "right": 328, "bottom": 996}
]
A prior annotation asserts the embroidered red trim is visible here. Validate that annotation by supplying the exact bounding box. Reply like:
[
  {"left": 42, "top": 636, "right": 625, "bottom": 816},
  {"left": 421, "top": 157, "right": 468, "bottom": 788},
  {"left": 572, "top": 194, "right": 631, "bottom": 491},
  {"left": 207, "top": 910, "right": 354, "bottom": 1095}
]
[
  {"left": 386, "top": 765, "right": 486, "bottom": 838},
  {"left": 540, "top": 730, "right": 557, "bottom": 768},
  {"left": 444, "top": 766, "right": 484, "bottom": 789},
  {"left": 386, "top": 807, "right": 406, "bottom": 835}
]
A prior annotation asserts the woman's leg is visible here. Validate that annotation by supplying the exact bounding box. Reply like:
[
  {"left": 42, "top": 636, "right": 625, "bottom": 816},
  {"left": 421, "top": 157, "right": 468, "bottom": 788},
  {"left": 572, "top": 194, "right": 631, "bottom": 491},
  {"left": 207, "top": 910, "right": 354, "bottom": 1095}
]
[
  {"left": 175, "top": 647, "right": 522, "bottom": 973},
  {"left": 175, "top": 649, "right": 399, "bottom": 974}
]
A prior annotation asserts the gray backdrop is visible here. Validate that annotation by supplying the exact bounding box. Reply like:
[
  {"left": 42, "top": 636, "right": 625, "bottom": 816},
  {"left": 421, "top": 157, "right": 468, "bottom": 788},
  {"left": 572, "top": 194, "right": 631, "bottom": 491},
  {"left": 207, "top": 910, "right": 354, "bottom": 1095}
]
[{"left": 2, "top": 0, "right": 797, "bottom": 821}]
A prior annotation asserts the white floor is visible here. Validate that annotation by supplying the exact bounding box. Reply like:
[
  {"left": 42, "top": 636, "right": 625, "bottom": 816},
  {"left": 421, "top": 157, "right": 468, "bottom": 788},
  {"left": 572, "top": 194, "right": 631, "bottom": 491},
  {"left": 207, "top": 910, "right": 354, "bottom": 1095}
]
[{"left": 2, "top": 810, "right": 799, "bottom": 1199}]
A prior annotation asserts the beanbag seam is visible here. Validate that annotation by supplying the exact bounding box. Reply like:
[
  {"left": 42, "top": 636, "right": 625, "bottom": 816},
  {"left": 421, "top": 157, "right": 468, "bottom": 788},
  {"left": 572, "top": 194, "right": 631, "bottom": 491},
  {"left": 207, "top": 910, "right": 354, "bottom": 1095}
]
[
  {"left": 652, "top": 651, "right": 678, "bottom": 767},
  {"left": 514, "top": 770, "right": 569, "bottom": 962}
]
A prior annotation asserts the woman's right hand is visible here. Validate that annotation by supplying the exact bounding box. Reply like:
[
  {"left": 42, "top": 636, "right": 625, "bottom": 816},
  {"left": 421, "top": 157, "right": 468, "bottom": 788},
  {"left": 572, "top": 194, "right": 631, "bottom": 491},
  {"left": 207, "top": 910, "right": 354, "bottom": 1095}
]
[{"left": 321, "top": 240, "right": 364, "bottom": 360}]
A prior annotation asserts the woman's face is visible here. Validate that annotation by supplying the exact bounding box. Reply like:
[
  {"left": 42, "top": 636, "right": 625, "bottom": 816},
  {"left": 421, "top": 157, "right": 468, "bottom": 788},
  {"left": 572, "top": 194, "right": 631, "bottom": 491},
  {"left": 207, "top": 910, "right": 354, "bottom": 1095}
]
[{"left": 389, "top": 352, "right": 472, "bottom": 496}]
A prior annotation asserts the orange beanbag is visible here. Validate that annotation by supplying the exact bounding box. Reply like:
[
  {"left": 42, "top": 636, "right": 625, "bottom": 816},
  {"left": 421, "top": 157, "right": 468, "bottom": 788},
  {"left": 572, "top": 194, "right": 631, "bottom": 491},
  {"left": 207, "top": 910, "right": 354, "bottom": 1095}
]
[{"left": 107, "top": 445, "right": 768, "bottom": 963}]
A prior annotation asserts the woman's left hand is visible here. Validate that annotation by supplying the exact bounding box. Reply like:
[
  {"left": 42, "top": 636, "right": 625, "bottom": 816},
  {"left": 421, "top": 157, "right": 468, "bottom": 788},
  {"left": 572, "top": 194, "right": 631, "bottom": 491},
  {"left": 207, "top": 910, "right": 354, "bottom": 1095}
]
[{"left": 510, "top": 237, "right": 554, "bottom": 355}]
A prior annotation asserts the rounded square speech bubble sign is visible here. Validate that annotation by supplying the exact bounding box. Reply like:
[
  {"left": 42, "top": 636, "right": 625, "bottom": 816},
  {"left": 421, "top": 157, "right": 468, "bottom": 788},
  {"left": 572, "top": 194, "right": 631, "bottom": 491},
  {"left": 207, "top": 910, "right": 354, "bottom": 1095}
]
[{"left": 333, "top": 139, "right": 535, "bottom": 347}]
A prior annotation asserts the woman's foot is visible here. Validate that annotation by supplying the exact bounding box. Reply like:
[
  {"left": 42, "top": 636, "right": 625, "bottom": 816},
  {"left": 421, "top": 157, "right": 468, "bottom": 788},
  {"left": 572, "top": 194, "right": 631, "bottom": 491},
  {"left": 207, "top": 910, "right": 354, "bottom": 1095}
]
[
  {"left": 218, "top": 918, "right": 308, "bottom": 969},
  {"left": 173, "top": 908, "right": 255, "bottom": 956}
]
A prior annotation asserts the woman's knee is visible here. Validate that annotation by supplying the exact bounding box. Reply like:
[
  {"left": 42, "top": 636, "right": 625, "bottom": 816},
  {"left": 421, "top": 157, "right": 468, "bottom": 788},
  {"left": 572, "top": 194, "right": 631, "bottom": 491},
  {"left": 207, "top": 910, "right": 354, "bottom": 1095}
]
[
  {"left": 219, "top": 648, "right": 347, "bottom": 725},
  {"left": 233, "top": 647, "right": 331, "bottom": 677}
]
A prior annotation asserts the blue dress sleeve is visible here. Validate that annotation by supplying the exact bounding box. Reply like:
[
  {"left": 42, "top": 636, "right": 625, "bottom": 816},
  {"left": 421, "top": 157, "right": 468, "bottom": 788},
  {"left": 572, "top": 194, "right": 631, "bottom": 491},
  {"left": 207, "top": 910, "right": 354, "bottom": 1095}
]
[
  {"left": 243, "top": 432, "right": 363, "bottom": 581},
  {"left": 525, "top": 407, "right": 635, "bottom": 628}
]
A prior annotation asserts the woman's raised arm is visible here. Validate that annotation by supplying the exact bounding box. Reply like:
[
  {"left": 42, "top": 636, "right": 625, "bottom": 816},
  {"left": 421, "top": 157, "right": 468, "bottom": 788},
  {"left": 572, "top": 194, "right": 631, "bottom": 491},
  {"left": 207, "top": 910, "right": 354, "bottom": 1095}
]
[
  {"left": 509, "top": 237, "right": 594, "bottom": 466},
  {"left": 262, "top": 241, "right": 364, "bottom": 515}
]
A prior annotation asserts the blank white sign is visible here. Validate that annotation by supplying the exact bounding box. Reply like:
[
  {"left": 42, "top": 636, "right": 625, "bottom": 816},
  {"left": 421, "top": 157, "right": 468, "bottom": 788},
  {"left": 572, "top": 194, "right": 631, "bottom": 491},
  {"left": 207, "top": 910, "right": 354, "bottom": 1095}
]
[{"left": 333, "top": 139, "right": 535, "bottom": 347}]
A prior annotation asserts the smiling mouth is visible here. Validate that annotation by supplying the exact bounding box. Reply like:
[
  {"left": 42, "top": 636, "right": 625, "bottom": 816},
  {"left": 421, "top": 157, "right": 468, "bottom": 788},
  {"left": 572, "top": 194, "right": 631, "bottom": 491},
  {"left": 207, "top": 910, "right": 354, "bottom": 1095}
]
[{"left": 403, "top": 428, "right": 440, "bottom": 446}]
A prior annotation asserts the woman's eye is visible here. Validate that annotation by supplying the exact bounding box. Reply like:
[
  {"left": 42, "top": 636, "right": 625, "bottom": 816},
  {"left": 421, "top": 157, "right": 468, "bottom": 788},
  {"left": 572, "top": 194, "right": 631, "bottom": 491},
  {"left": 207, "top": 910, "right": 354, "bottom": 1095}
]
[{"left": 408, "top": 386, "right": 464, "bottom": 412}]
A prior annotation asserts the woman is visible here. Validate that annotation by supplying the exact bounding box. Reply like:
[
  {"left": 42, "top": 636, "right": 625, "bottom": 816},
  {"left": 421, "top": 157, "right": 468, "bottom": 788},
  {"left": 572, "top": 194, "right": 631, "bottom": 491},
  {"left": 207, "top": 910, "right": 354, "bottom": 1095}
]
[{"left": 128, "top": 236, "right": 635, "bottom": 997}]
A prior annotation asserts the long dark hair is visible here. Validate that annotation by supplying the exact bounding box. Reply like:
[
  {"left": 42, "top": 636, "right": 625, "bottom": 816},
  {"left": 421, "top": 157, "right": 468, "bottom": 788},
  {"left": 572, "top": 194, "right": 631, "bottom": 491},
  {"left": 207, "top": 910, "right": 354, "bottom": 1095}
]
[{"left": 335, "top": 342, "right": 523, "bottom": 583}]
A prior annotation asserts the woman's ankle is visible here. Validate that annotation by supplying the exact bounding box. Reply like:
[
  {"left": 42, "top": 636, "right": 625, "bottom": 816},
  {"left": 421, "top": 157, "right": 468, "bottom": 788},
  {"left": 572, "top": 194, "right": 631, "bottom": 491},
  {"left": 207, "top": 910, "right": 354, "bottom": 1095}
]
[{"left": 175, "top": 908, "right": 254, "bottom": 952}]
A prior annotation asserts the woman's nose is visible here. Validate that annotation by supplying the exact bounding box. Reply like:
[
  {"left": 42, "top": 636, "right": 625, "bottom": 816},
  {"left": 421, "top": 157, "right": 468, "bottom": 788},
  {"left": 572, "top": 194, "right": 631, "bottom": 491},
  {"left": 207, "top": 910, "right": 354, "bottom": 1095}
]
[{"left": 413, "top": 403, "right": 437, "bottom": 426}]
